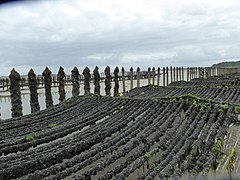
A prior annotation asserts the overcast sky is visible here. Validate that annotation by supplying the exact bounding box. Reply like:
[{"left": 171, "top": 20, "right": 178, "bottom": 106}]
[{"left": 0, "top": 0, "right": 240, "bottom": 75}]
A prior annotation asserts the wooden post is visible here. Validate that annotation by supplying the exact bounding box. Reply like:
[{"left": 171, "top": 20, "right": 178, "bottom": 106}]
[
  {"left": 137, "top": 67, "right": 140, "bottom": 88},
  {"left": 42, "top": 67, "right": 53, "bottom": 108},
  {"left": 122, "top": 67, "right": 126, "bottom": 94},
  {"left": 182, "top": 67, "right": 184, "bottom": 81},
  {"left": 198, "top": 67, "right": 200, "bottom": 78},
  {"left": 195, "top": 67, "right": 197, "bottom": 78},
  {"left": 93, "top": 66, "right": 100, "bottom": 95},
  {"left": 170, "top": 66, "right": 173, "bottom": 83},
  {"left": 173, "top": 67, "right": 176, "bottom": 82},
  {"left": 28, "top": 69, "right": 40, "bottom": 113},
  {"left": 83, "top": 66, "right": 91, "bottom": 95},
  {"left": 114, "top": 67, "right": 119, "bottom": 97},
  {"left": 148, "top": 67, "right": 151, "bottom": 85},
  {"left": 152, "top": 67, "right": 155, "bottom": 85},
  {"left": 104, "top": 66, "right": 111, "bottom": 96},
  {"left": 9, "top": 68, "right": 23, "bottom": 117},
  {"left": 187, "top": 67, "right": 189, "bottom": 81},
  {"left": 130, "top": 67, "right": 133, "bottom": 90},
  {"left": 179, "top": 67, "right": 181, "bottom": 81},
  {"left": 163, "top": 67, "right": 166, "bottom": 87},
  {"left": 189, "top": 67, "right": 192, "bottom": 80},
  {"left": 157, "top": 67, "right": 160, "bottom": 86},
  {"left": 166, "top": 67, "right": 169, "bottom": 85},
  {"left": 71, "top": 66, "right": 80, "bottom": 97},
  {"left": 57, "top": 67, "right": 66, "bottom": 102},
  {"left": 196, "top": 67, "right": 198, "bottom": 78},
  {"left": 176, "top": 67, "right": 179, "bottom": 81}
]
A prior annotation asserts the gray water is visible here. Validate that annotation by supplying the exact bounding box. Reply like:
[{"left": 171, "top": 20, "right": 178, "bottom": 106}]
[{"left": 0, "top": 69, "right": 198, "bottom": 120}]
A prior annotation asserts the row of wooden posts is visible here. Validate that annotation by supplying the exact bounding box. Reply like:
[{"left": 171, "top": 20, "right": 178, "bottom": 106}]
[{"left": 6, "top": 66, "right": 211, "bottom": 118}]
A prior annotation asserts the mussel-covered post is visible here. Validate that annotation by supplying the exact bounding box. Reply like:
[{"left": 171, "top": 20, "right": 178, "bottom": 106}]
[
  {"left": 152, "top": 67, "right": 155, "bottom": 85},
  {"left": 93, "top": 66, "right": 100, "bottom": 95},
  {"left": 57, "top": 67, "right": 66, "bottom": 102},
  {"left": 105, "top": 66, "right": 111, "bottom": 96},
  {"left": 83, "top": 67, "right": 91, "bottom": 95},
  {"left": 42, "top": 67, "right": 53, "bottom": 108},
  {"left": 28, "top": 69, "right": 40, "bottom": 113},
  {"left": 114, "top": 67, "right": 119, "bottom": 97},
  {"left": 122, "top": 67, "right": 126, "bottom": 94},
  {"left": 187, "top": 67, "right": 189, "bottom": 81},
  {"left": 9, "top": 68, "right": 23, "bottom": 117},
  {"left": 163, "top": 67, "right": 166, "bottom": 87},
  {"left": 137, "top": 67, "right": 140, "bottom": 88},
  {"left": 157, "top": 67, "right": 160, "bottom": 86},
  {"left": 71, "top": 66, "right": 80, "bottom": 97},
  {"left": 170, "top": 66, "right": 173, "bottom": 83},
  {"left": 166, "top": 67, "right": 169, "bottom": 85},
  {"left": 130, "top": 67, "right": 133, "bottom": 90},
  {"left": 148, "top": 67, "right": 151, "bottom": 85}
]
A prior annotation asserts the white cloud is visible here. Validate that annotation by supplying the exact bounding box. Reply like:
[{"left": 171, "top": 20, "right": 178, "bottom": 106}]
[{"left": 0, "top": 0, "right": 240, "bottom": 75}]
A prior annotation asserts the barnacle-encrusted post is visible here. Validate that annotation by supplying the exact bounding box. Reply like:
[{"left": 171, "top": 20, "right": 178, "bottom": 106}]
[
  {"left": 71, "top": 66, "right": 80, "bottom": 97},
  {"left": 93, "top": 66, "right": 100, "bottom": 95},
  {"left": 83, "top": 66, "right": 91, "bottom": 95},
  {"left": 28, "top": 69, "right": 40, "bottom": 113},
  {"left": 105, "top": 66, "right": 111, "bottom": 96},
  {"left": 9, "top": 68, "right": 23, "bottom": 117},
  {"left": 57, "top": 66, "right": 66, "bottom": 102},
  {"left": 42, "top": 67, "right": 53, "bottom": 108},
  {"left": 114, "top": 66, "right": 119, "bottom": 97}
]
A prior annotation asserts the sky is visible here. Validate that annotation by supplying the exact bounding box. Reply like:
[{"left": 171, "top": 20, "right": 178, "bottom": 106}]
[{"left": 0, "top": 0, "right": 240, "bottom": 75}]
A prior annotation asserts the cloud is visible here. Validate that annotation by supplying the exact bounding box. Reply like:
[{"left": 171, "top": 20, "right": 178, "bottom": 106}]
[{"left": 0, "top": 0, "right": 240, "bottom": 75}]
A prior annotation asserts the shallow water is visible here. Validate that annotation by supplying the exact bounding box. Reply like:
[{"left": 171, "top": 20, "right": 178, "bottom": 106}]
[{"left": 0, "top": 69, "right": 194, "bottom": 119}]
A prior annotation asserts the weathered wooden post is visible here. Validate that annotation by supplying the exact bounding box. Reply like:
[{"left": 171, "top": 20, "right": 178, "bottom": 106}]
[
  {"left": 28, "top": 69, "right": 40, "bottom": 113},
  {"left": 93, "top": 66, "right": 100, "bottom": 95},
  {"left": 173, "top": 67, "right": 176, "bottom": 82},
  {"left": 83, "top": 67, "right": 91, "bottom": 95},
  {"left": 157, "top": 67, "right": 160, "bottom": 86},
  {"left": 130, "top": 67, "right": 133, "bottom": 90},
  {"left": 176, "top": 67, "right": 179, "bottom": 81},
  {"left": 166, "top": 67, "right": 169, "bottom": 85},
  {"left": 187, "top": 67, "right": 190, "bottom": 81},
  {"left": 198, "top": 67, "right": 200, "bottom": 78},
  {"left": 163, "top": 67, "right": 166, "bottom": 87},
  {"left": 137, "top": 67, "right": 140, "bottom": 88},
  {"left": 122, "top": 67, "right": 126, "bottom": 94},
  {"left": 148, "top": 67, "right": 151, "bottom": 85},
  {"left": 114, "top": 67, "right": 119, "bottom": 97},
  {"left": 9, "top": 68, "right": 23, "bottom": 117},
  {"left": 189, "top": 67, "right": 191, "bottom": 80},
  {"left": 57, "top": 67, "right": 66, "bottom": 102},
  {"left": 105, "top": 66, "right": 111, "bottom": 96},
  {"left": 195, "top": 67, "right": 198, "bottom": 78},
  {"left": 152, "top": 67, "right": 155, "bottom": 85},
  {"left": 178, "top": 67, "right": 181, "bottom": 81},
  {"left": 42, "top": 67, "right": 53, "bottom": 108},
  {"left": 170, "top": 66, "right": 173, "bottom": 83},
  {"left": 181, "top": 67, "right": 184, "bottom": 81},
  {"left": 71, "top": 66, "right": 80, "bottom": 97}
]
